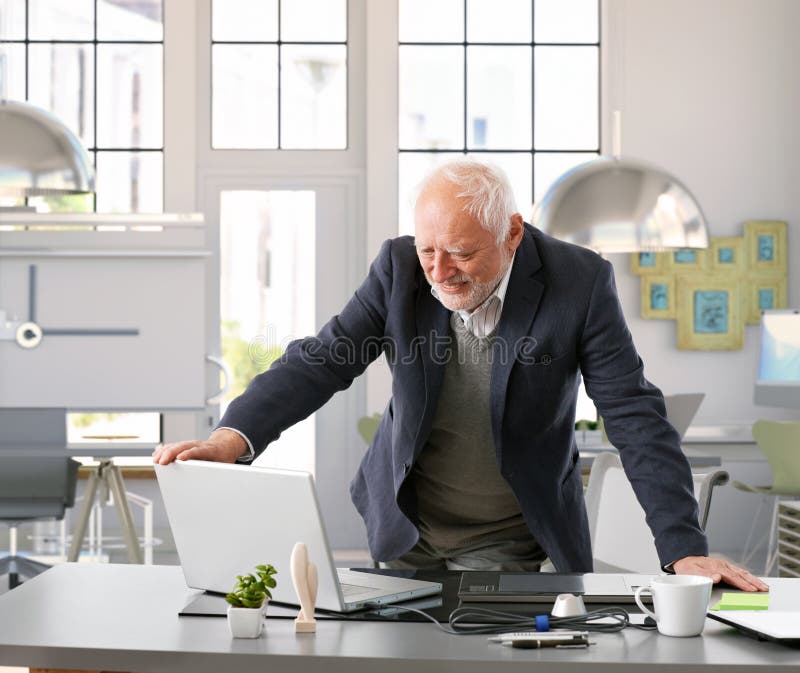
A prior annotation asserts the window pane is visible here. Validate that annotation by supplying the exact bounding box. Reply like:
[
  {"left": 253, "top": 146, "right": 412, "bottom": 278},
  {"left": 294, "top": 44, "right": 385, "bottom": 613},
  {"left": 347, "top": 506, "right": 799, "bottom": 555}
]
[
  {"left": 212, "top": 44, "right": 278, "bottom": 149},
  {"left": 96, "top": 44, "right": 163, "bottom": 149},
  {"left": 467, "top": 46, "right": 531, "bottom": 149},
  {"left": 575, "top": 380, "right": 596, "bottom": 423},
  {"left": 220, "top": 190, "right": 316, "bottom": 475},
  {"left": 29, "top": 0, "right": 93, "bottom": 40},
  {"left": 468, "top": 152, "right": 531, "bottom": 217},
  {"left": 97, "top": 0, "right": 162, "bottom": 41},
  {"left": 399, "top": 46, "right": 464, "bottom": 150},
  {"left": 281, "top": 0, "right": 346, "bottom": 42},
  {"left": 28, "top": 192, "right": 95, "bottom": 213},
  {"left": 399, "top": 0, "right": 463, "bottom": 43},
  {"left": 534, "top": 46, "right": 598, "bottom": 150},
  {"left": 281, "top": 44, "right": 346, "bottom": 149},
  {"left": 398, "top": 152, "right": 458, "bottom": 236},
  {"left": 534, "top": 152, "right": 597, "bottom": 203},
  {"left": 466, "top": 0, "right": 531, "bottom": 43},
  {"left": 0, "top": 44, "right": 25, "bottom": 100},
  {"left": 95, "top": 151, "right": 163, "bottom": 213},
  {"left": 28, "top": 44, "right": 94, "bottom": 148},
  {"left": 212, "top": 0, "right": 277, "bottom": 42},
  {"left": 535, "top": 0, "right": 599, "bottom": 44},
  {"left": 67, "top": 412, "right": 161, "bottom": 445},
  {"left": 0, "top": 0, "right": 25, "bottom": 39}
]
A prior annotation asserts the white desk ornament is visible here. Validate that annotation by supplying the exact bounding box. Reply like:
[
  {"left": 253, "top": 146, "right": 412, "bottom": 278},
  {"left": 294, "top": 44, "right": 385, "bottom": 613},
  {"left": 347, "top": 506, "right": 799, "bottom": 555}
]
[{"left": 290, "top": 542, "right": 318, "bottom": 633}]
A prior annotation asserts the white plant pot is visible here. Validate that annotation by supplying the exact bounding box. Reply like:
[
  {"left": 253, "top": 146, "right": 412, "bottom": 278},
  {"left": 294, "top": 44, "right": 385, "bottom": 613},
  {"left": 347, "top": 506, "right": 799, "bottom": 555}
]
[{"left": 227, "top": 604, "right": 265, "bottom": 639}]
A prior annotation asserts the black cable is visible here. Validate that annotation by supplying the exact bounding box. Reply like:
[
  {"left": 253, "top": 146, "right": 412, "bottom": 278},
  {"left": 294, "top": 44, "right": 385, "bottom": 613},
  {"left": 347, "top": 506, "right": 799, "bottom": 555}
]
[{"left": 367, "top": 603, "right": 657, "bottom": 636}]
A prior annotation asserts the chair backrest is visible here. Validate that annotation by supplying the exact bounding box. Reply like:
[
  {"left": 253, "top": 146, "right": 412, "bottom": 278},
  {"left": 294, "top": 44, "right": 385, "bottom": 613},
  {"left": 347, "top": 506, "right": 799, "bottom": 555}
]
[
  {"left": 693, "top": 469, "right": 729, "bottom": 529},
  {"left": 584, "top": 451, "right": 728, "bottom": 573},
  {"left": 0, "top": 457, "right": 80, "bottom": 521},
  {"left": 664, "top": 393, "right": 705, "bottom": 439},
  {"left": 751, "top": 420, "right": 800, "bottom": 496},
  {"left": 357, "top": 413, "right": 382, "bottom": 446}
]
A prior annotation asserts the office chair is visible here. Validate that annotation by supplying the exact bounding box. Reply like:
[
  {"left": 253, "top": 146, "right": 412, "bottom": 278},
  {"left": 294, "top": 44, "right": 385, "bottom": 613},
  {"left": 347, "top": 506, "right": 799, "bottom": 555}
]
[
  {"left": 357, "top": 413, "right": 382, "bottom": 446},
  {"left": 0, "top": 456, "right": 80, "bottom": 589},
  {"left": 583, "top": 451, "right": 729, "bottom": 573},
  {"left": 733, "top": 420, "right": 800, "bottom": 575}
]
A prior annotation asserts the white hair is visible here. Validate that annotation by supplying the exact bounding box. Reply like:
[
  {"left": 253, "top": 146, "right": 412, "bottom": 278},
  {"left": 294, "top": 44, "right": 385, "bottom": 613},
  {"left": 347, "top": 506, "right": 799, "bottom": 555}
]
[{"left": 416, "top": 158, "right": 519, "bottom": 244}]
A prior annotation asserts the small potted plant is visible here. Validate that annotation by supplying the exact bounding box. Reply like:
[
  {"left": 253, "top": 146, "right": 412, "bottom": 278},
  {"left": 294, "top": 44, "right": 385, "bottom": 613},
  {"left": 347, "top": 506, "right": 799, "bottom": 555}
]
[{"left": 225, "top": 563, "right": 278, "bottom": 638}]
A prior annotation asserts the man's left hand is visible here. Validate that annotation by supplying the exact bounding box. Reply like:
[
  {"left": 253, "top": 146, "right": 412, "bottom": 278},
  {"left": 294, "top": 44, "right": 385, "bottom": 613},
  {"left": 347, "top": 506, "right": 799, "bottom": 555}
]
[{"left": 672, "top": 556, "right": 769, "bottom": 591}]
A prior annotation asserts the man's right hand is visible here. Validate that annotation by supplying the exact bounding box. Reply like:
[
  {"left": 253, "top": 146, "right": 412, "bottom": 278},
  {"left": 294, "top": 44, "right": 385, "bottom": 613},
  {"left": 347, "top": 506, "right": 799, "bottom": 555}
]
[{"left": 152, "top": 428, "right": 248, "bottom": 465}]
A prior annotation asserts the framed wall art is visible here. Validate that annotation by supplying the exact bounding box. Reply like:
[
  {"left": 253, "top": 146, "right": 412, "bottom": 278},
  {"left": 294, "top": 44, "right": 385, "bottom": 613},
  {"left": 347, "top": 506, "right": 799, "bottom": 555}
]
[
  {"left": 631, "top": 251, "right": 665, "bottom": 275},
  {"left": 745, "top": 275, "right": 788, "bottom": 324},
  {"left": 630, "top": 220, "right": 787, "bottom": 350},
  {"left": 667, "top": 247, "right": 708, "bottom": 273},
  {"left": 745, "top": 220, "right": 787, "bottom": 274},
  {"left": 640, "top": 274, "right": 676, "bottom": 319},
  {"left": 677, "top": 275, "right": 743, "bottom": 350},
  {"left": 710, "top": 236, "right": 745, "bottom": 275}
]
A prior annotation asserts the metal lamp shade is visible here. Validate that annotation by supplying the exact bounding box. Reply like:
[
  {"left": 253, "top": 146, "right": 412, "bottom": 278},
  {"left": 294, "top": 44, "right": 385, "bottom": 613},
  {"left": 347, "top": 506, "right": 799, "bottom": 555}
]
[
  {"left": 533, "top": 157, "right": 709, "bottom": 253},
  {"left": 0, "top": 100, "right": 95, "bottom": 197}
]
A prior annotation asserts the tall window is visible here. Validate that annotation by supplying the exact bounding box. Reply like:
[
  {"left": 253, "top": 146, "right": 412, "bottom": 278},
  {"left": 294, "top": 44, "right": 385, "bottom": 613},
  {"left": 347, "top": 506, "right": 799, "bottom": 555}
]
[
  {"left": 397, "top": 0, "right": 600, "bottom": 233},
  {"left": 0, "top": 0, "right": 164, "bottom": 213},
  {"left": 211, "top": 0, "right": 348, "bottom": 149}
]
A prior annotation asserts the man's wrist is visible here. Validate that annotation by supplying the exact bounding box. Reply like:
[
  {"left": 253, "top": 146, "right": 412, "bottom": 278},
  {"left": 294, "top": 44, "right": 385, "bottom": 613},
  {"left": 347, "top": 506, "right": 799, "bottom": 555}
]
[{"left": 211, "top": 427, "right": 254, "bottom": 462}]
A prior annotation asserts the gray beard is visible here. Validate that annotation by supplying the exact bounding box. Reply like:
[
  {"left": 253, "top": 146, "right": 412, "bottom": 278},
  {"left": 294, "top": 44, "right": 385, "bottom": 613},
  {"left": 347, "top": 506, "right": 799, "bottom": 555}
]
[{"left": 430, "top": 254, "right": 511, "bottom": 313}]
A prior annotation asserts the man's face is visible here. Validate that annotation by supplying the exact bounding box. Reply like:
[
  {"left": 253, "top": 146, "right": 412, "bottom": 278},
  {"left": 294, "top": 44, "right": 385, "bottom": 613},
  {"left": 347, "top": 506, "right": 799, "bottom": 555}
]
[{"left": 414, "top": 178, "right": 520, "bottom": 312}]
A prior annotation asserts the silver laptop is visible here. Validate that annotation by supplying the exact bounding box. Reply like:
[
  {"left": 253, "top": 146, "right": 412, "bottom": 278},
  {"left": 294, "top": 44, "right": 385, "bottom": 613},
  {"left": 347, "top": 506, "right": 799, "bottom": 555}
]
[
  {"left": 458, "top": 572, "right": 658, "bottom": 603},
  {"left": 664, "top": 393, "right": 705, "bottom": 439},
  {"left": 155, "top": 460, "right": 441, "bottom": 613}
]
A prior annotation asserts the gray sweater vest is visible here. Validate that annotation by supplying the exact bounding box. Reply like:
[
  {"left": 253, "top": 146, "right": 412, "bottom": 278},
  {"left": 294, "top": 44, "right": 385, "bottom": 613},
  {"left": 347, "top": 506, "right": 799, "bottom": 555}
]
[{"left": 412, "top": 312, "right": 536, "bottom": 554}]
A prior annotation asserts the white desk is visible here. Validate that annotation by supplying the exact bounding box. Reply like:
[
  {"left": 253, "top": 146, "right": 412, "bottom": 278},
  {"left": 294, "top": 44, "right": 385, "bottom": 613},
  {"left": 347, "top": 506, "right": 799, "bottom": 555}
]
[{"left": 0, "top": 564, "right": 799, "bottom": 673}]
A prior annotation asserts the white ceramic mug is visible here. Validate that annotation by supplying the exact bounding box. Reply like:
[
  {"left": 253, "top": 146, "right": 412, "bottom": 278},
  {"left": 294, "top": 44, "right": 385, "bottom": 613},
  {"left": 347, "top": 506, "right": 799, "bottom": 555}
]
[{"left": 634, "top": 575, "right": 713, "bottom": 637}]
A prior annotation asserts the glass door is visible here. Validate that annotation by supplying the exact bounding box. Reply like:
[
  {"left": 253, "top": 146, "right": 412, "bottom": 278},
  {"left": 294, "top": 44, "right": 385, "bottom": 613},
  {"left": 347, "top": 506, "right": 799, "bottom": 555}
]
[
  {"left": 220, "top": 190, "right": 317, "bottom": 475},
  {"left": 205, "top": 176, "right": 367, "bottom": 552}
]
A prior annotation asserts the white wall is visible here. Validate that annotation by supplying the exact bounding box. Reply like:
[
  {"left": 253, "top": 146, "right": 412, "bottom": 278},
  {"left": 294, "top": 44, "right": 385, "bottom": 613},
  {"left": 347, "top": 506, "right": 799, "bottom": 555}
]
[{"left": 603, "top": 0, "right": 800, "bottom": 425}]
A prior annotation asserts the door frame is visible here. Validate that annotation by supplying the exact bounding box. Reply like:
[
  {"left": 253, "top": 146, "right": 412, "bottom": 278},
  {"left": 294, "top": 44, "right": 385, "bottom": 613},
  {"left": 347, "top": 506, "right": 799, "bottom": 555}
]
[{"left": 199, "top": 170, "right": 368, "bottom": 551}]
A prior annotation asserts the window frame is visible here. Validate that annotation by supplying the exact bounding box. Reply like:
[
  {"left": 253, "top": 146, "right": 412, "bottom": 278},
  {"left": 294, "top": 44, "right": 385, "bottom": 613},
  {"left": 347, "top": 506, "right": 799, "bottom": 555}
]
[
  {"left": 209, "top": 0, "right": 349, "bottom": 150},
  {"left": 0, "top": 0, "right": 165, "bottom": 213},
  {"left": 396, "top": 0, "right": 602, "bottom": 213}
]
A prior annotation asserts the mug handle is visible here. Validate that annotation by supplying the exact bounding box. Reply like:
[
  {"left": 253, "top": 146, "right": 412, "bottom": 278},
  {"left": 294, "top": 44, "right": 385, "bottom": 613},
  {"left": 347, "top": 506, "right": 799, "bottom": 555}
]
[{"left": 634, "top": 585, "right": 657, "bottom": 621}]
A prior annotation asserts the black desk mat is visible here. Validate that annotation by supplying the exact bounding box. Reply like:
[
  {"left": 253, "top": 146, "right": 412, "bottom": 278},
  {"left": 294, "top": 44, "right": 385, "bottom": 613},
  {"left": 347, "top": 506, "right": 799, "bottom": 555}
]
[{"left": 179, "top": 569, "right": 551, "bottom": 623}]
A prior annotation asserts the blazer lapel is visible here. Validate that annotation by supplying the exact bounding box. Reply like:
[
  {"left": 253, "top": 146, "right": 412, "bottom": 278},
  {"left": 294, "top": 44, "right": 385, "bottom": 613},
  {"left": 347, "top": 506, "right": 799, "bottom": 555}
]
[
  {"left": 412, "top": 276, "right": 450, "bottom": 457},
  {"left": 490, "top": 227, "right": 545, "bottom": 450}
]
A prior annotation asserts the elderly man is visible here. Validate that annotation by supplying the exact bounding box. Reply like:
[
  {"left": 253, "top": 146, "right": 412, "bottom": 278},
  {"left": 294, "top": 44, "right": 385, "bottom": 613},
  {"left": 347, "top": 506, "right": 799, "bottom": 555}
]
[{"left": 155, "top": 159, "right": 765, "bottom": 591}]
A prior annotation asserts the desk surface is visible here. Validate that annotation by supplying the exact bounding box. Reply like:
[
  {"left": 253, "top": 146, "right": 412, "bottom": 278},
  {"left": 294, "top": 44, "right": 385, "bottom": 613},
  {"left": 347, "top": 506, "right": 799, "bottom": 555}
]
[{"left": 1, "top": 564, "right": 799, "bottom": 673}]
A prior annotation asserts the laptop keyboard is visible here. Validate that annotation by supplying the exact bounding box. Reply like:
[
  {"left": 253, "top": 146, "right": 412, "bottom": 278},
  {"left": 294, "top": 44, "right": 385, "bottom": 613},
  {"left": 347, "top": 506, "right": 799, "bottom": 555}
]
[{"left": 340, "top": 582, "right": 376, "bottom": 598}]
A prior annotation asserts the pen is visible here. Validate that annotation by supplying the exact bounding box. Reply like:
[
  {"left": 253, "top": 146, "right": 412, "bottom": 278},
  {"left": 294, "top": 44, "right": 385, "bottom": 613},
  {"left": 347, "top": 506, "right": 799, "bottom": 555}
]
[
  {"left": 502, "top": 636, "right": 590, "bottom": 649},
  {"left": 489, "top": 630, "right": 589, "bottom": 642}
]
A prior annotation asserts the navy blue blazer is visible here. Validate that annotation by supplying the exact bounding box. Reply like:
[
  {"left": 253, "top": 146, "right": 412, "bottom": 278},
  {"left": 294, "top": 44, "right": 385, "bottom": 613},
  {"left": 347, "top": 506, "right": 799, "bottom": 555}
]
[{"left": 219, "top": 224, "right": 709, "bottom": 571}]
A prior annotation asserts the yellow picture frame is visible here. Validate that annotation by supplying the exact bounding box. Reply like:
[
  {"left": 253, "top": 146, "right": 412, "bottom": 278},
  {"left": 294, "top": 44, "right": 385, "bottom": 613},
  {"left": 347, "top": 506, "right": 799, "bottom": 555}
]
[
  {"left": 744, "top": 220, "right": 787, "bottom": 274},
  {"left": 676, "top": 275, "right": 743, "bottom": 350},
  {"left": 666, "top": 247, "right": 708, "bottom": 273},
  {"left": 744, "top": 275, "right": 788, "bottom": 325},
  {"left": 641, "top": 275, "right": 676, "bottom": 319},
  {"left": 630, "top": 251, "right": 666, "bottom": 275},
  {"left": 709, "top": 236, "right": 746, "bottom": 275}
]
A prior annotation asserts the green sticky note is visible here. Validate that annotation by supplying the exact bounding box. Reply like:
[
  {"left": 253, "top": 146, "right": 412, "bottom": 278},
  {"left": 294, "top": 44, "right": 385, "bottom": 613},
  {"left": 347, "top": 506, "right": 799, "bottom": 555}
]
[{"left": 710, "top": 592, "right": 770, "bottom": 611}]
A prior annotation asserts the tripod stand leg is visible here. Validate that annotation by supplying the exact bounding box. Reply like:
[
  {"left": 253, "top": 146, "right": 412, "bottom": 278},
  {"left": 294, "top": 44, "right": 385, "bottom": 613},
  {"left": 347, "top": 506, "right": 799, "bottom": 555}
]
[
  {"left": 108, "top": 464, "right": 143, "bottom": 564},
  {"left": 67, "top": 470, "right": 100, "bottom": 562}
]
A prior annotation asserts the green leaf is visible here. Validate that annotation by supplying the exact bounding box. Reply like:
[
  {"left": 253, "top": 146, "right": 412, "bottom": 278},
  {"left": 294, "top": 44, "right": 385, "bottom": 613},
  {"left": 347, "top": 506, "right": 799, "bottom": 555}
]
[
  {"left": 225, "top": 593, "right": 243, "bottom": 607},
  {"left": 228, "top": 562, "right": 278, "bottom": 608}
]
